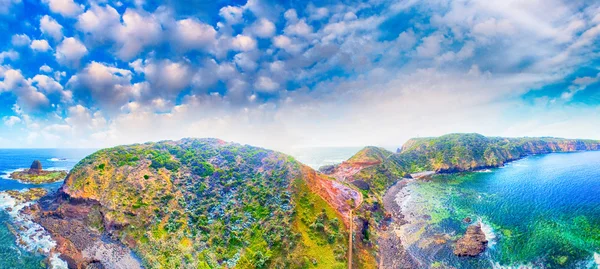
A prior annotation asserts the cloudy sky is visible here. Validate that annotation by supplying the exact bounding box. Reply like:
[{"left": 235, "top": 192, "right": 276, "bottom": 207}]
[{"left": 1, "top": 0, "right": 599, "bottom": 150}]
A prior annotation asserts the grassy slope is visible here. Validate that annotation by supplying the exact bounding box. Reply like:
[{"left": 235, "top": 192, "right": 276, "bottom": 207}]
[{"left": 62, "top": 139, "right": 349, "bottom": 268}]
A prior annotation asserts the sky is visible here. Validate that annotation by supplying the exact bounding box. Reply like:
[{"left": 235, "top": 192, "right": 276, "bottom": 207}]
[{"left": 0, "top": 0, "right": 600, "bottom": 150}]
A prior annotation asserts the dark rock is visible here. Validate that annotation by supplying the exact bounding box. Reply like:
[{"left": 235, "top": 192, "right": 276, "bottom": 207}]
[
  {"left": 318, "top": 164, "right": 336, "bottom": 174},
  {"left": 454, "top": 223, "right": 488, "bottom": 257},
  {"left": 29, "top": 160, "right": 43, "bottom": 174},
  {"left": 463, "top": 217, "right": 472, "bottom": 223}
]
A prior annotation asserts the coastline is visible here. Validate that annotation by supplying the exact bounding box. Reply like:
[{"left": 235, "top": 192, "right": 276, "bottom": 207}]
[{"left": 378, "top": 178, "right": 418, "bottom": 268}]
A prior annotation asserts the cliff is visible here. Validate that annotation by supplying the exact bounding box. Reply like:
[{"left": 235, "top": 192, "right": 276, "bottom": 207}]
[
  {"left": 31, "top": 138, "right": 360, "bottom": 268},
  {"left": 396, "top": 133, "right": 600, "bottom": 172}
]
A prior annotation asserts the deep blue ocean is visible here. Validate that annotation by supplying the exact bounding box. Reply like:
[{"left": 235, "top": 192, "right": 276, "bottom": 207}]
[{"left": 0, "top": 149, "right": 95, "bottom": 269}]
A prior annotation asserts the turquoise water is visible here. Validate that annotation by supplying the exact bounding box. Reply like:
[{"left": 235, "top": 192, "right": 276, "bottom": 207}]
[
  {"left": 0, "top": 149, "right": 94, "bottom": 268},
  {"left": 400, "top": 151, "right": 600, "bottom": 268}
]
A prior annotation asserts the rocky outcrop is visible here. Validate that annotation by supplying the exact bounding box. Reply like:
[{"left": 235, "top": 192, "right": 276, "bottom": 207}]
[
  {"left": 454, "top": 223, "right": 488, "bottom": 257},
  {"left": 30, "top": 160, "right": 43, "bottom": 174},
  {"left": 9, "top": 160, "right": 67, "bottom": 184}
]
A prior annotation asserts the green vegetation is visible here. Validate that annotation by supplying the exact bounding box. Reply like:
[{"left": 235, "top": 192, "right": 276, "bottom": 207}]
[
  {"left": 396, "top": 133, "right": 600, "bottom": 172},
  {"left": 9, "top": 170, "right": 67, "bottom": 184},
  {"left": 63, "top": 138, "right": 348, "bottom": 268}
]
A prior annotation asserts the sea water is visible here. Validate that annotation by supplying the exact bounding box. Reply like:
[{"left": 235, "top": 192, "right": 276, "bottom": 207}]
[
  {"left": 399, "top": 151, "right": 600, "bottom": 268},
  {"left": 0, "top": 149, "right": 94, "bottom": 269}
]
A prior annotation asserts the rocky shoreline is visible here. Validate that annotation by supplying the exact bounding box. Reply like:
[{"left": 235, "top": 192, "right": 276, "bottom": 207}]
[
  {"left": 378, "top": 179, "right": 418, "bottom": 268},
  {"left": 24, "top": 192, "right": 143, "bottom": 269}
]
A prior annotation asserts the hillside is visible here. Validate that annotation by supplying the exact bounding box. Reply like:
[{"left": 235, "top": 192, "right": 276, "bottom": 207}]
[
  {"left": 396, "top": 133, "right": 600, "bottom": 172},
  {"left": 29, "top": 138, "right": 361, "bottom": 268}
]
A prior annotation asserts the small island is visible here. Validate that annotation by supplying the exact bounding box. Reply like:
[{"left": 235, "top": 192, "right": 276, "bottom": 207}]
[{"left": 9, "top": 160, "right": 68, "bottom": 184}]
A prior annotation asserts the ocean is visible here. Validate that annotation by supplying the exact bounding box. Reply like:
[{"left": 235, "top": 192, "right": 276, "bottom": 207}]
[
  {"left": 399, "top": 151, "right": 600, "bottom": 268},
  {"left": 1, "top": 147, "right": 599, "bottom": 268},
  {"left": 0, "top": 149, "right": 95, "bottom": 269}
]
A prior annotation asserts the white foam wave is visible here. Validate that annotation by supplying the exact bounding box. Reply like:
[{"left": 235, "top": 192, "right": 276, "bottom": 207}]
[
  {"left": 476, "top": 169, "right": 492, "bottom": 173},
  {"left": 478, "top": 218, "right": 496, "bottom": 248},
  {"left": 0, "top": 168, "right": 25, "bottom": 179},
  {"left": 50, "top": 253, "right": 69, "bottom": 269},
  {"left": 594, "top": 252, "right": 600, "bottom": 268},
  {"left": 47, "top": 158, "right": 68, "bottom": 162},
  {"left": 0, "top": 192, "right": 68, "bottom": 267}
]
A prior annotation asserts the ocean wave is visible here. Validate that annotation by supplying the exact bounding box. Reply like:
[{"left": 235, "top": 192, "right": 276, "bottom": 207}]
[
  {"left": 0, "top": 168, "right": 25, "bottom": 180},
  {"left": 476, "top": 169, "right": 492, "bottom": 173},
  {"left": 0, "top": 192, "right": 67, "bottom": 268},
  {"left": 47, "top": 158, "right": 68, "bottom": 162},
  {"left": 478, "top": 218, "right": 496, "bottom": 248},
  {"left": 50, "top": 253, "right": 68, "bottom": 269},
  {"left": 594, "top": 252, "right": 600, "bottom": 268}
]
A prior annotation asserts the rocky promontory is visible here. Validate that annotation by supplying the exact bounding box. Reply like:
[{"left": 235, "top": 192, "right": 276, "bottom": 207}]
[
  {"left": 454, "top": 223, "right": 488, "bottom": 257},
  {"left": 9, "top": 160, "right": 67, "bottom": 184},
  {"left": 26, "top": 138, "right": 360, "bottom": 268}
]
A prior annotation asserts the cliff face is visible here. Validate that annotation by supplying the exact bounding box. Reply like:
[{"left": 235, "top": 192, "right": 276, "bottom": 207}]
[
  {"left": 35, "top": 138, "right": 360, "bottom": 268},
  {"left": 397, "top": 133, "right": 600, "bottom": 172}
]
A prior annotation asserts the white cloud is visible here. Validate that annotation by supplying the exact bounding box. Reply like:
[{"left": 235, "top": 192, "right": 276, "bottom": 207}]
[
  {"left": 249, "top": 18, "right": 276, "bottom": 38},
  {"left": 254, "top": 76, "right": 279, "bottom": 92},
  {"left": 130, "top": 59, "right": 192, "bottom": 98},
  {"left": 284, "top": 9, "right": 298, "bottom": 22},
  {"left": 416, "top": 34, "right": 444, "bottom": 58},
  {"left": 39, "top": 65, "right": 53, "bottom": 73},
  {"left": 234, "top": 52, "right": 258, "bottom": 71},
  {"left": 30, "top": 40, "right": 52, "bottom": 52},
  {"left": 308, "top": 6, "right": 328, "bottom": 21},
  {"left": 55, "top": 37, "right": 87, "bottom": 67},
  {"left": 31, "top": 74, "right": 72, "bottom": 102},
  {"left": 272, "top": 35, "right": 305, "bottom": 54},
  {"left": 0, "top": 50, "right": 19, "bottom": 63},
  {"left": 67, "top": 62, "right": 136, "bottom": 111},
  {"left": 284, "top": 20, "right": 313, "bottom": 37},
  {"left": 43, "top": 0, "right": 83, "bottom": 17},
  {"left": 231, "top": 34, "right": 257, "bottom": 51},
  {"left": 0, "top": 69, "right": 50, "bottom": 112},
  {"left": 472, "top": 18, "right": 515, "bottom": 37},
  {"left": 3, "top": 116, "right": 21, "bottom": 127},
  {"left": 40, "top": 15, "right": 63, "bottom": 41},
  {"left": 76, "top": 4, "right": 120, "bottom": 41},
  {"left": 113, "top": 9, "right": 162, "bottom": 60},
  {"left": 173, "top": 18, "right": 217, "bottom": 50},
  {"left": 219, "top": 5, "right": 244, "bottom": 24},
  {"left": 11, "top": 34, "right": 30, "bottom": 46}
]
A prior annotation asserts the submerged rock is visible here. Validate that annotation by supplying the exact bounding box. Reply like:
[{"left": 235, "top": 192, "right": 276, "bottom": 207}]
[{"left": 454, "top": 223, "right": 488, "bottom": 257}]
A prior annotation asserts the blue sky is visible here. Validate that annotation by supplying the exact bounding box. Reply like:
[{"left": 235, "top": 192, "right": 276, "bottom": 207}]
[{"left": 0, "top": 0, "right": 599, "bottom": 149}]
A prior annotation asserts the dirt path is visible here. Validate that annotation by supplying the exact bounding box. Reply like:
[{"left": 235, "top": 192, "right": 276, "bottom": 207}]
[{"left": 348, "top": 209, "right": 353, "bottom": 269}]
